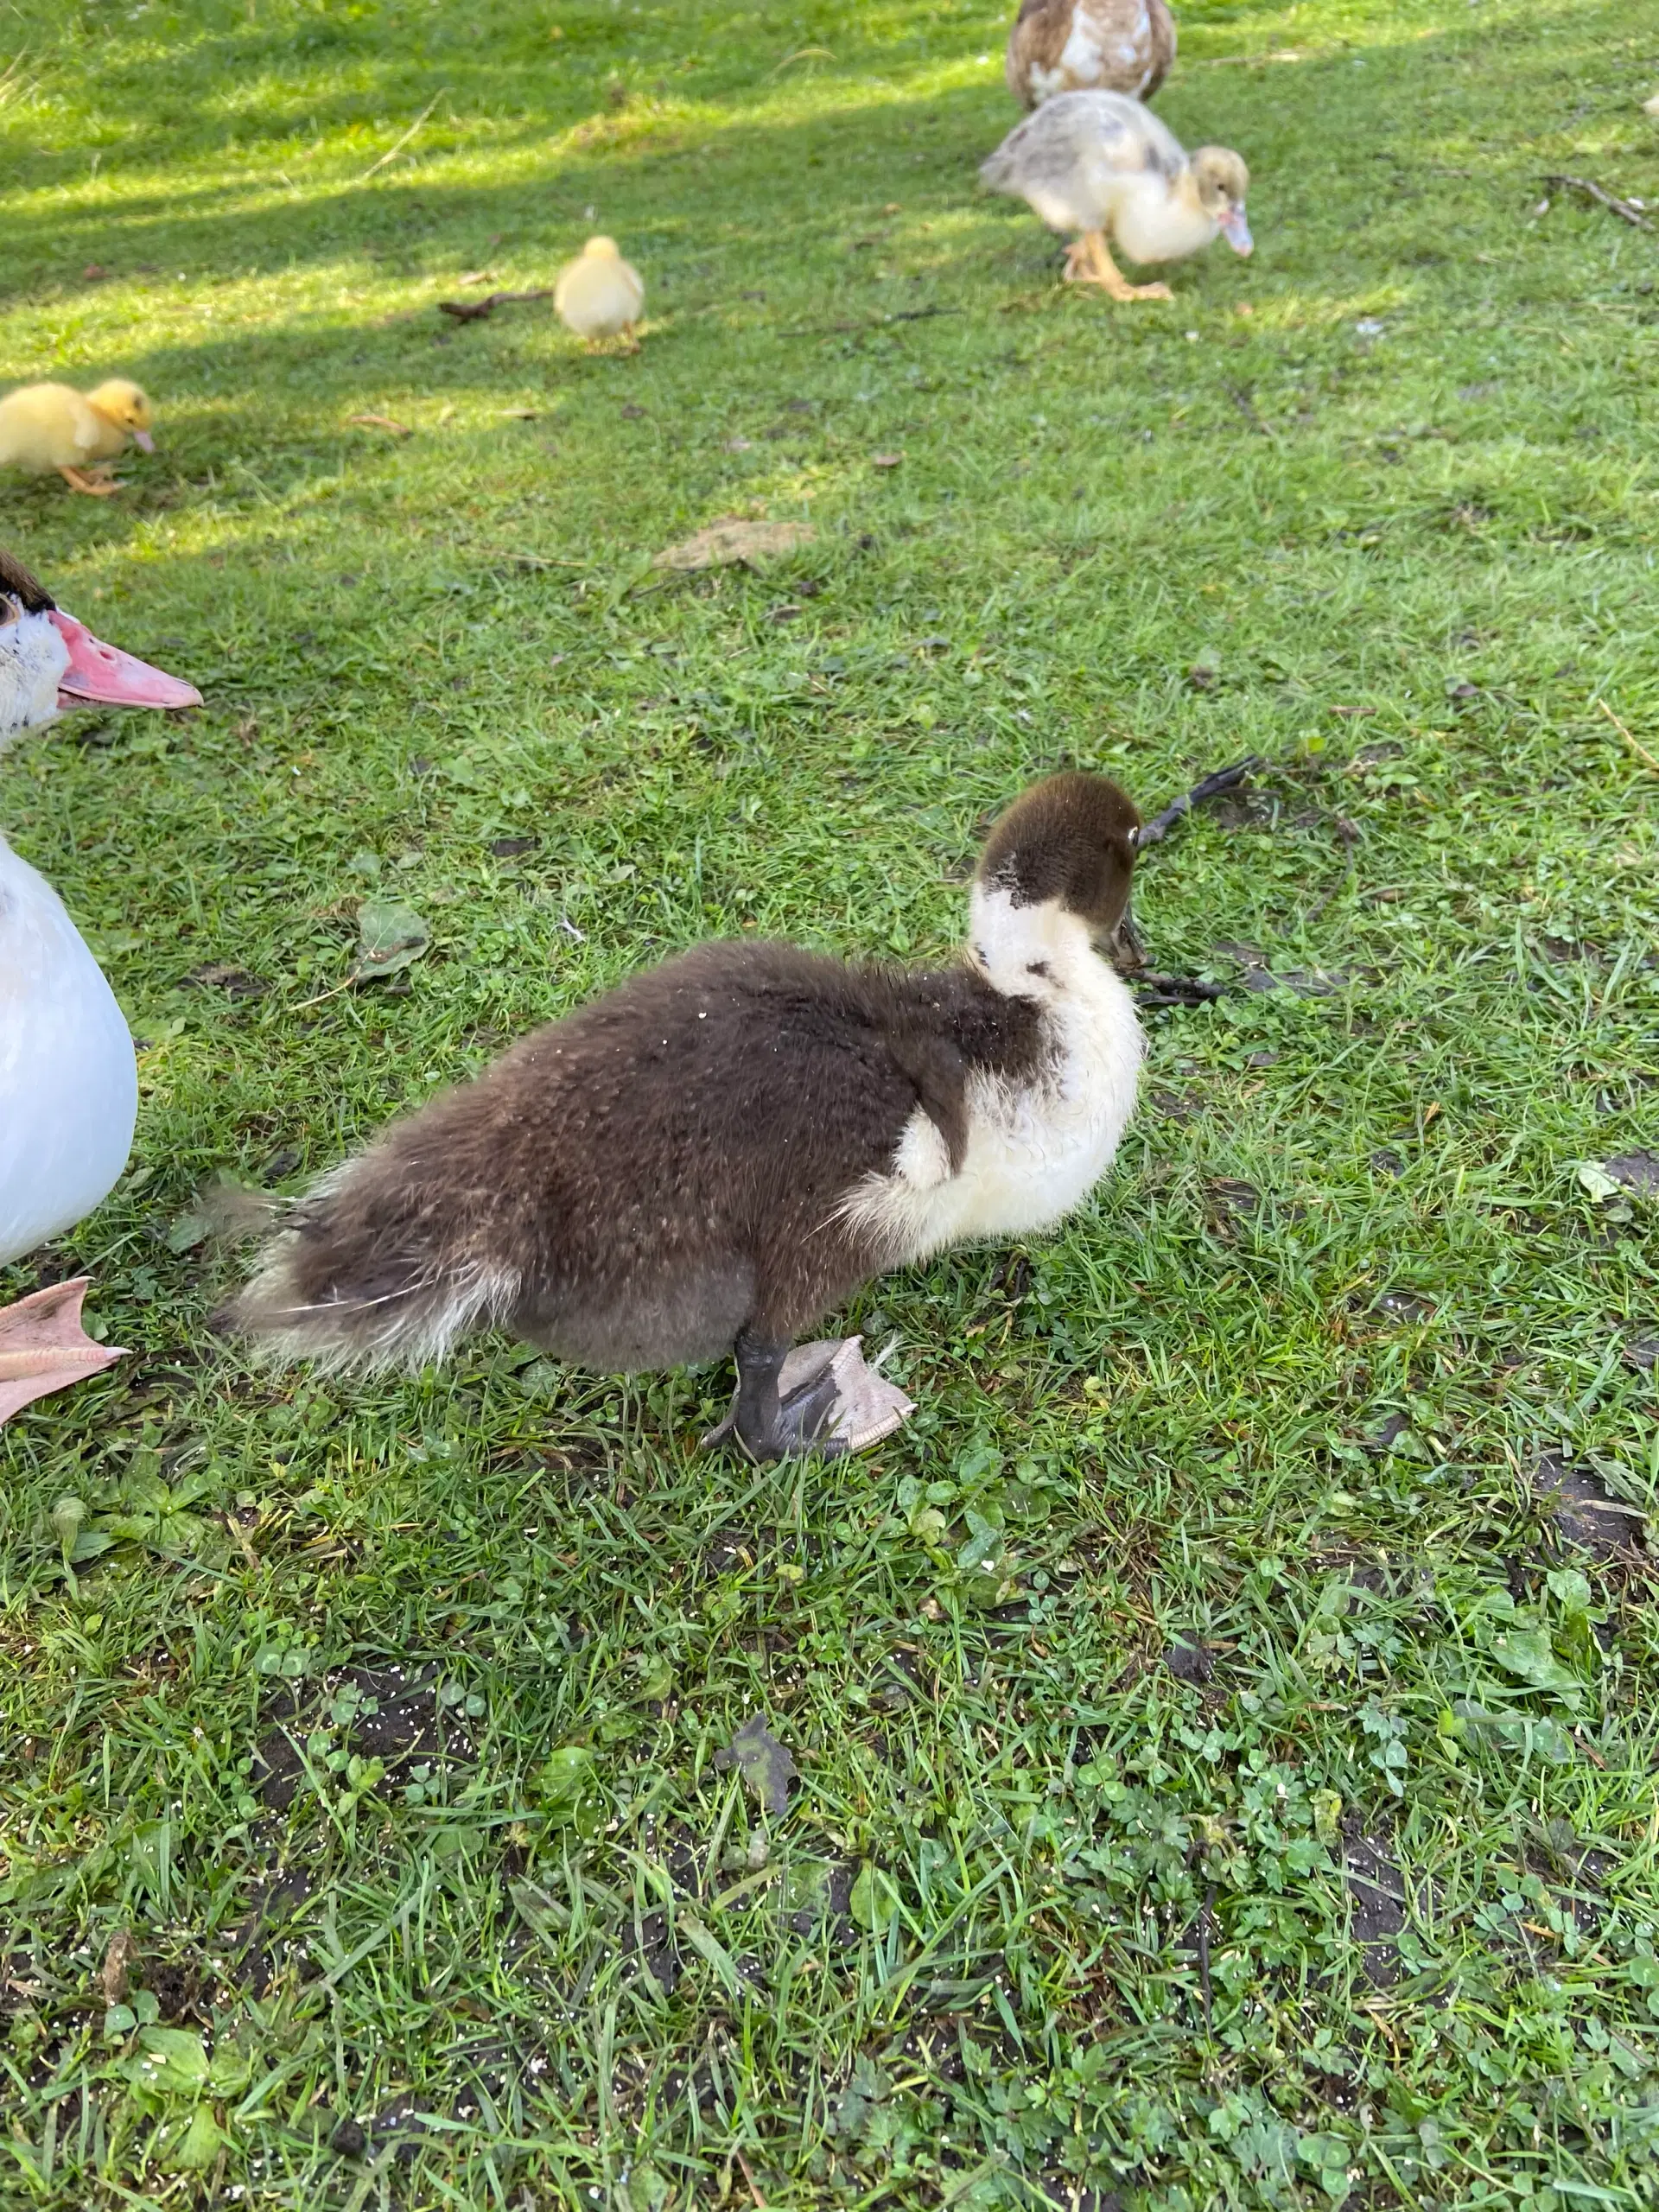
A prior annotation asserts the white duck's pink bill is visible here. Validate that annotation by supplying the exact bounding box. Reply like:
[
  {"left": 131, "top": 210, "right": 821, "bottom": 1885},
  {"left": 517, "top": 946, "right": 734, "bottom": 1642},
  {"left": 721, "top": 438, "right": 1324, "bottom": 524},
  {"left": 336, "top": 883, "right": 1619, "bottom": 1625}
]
[
  {"left": 49, "top": 611, "right": 201, "bottom": 711},
  {"left": 131, "top": 430, "right": 156, "bottom": 453},
  {"left": 1220, "top": 207, "right": 1253, "bottom": 256}
]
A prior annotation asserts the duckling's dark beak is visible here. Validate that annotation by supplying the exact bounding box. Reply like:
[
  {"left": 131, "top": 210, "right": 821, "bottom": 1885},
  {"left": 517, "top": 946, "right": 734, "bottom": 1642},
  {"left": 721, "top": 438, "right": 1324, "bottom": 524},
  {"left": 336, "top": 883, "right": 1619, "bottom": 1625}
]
[
  {"left": 1107, "top": 907, "right": 1147, "bottom": 973},
  {"left": 49, "top": 612, "right": 201, "bottom": 711},
  {"left": 1219, "top": 205, "right": 1253, "bottom": 257}
]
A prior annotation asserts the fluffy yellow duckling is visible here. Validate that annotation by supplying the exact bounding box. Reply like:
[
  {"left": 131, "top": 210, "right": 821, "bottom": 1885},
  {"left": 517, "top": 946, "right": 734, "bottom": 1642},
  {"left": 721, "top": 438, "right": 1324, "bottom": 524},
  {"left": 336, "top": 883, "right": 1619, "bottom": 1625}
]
[
  {"left": 0, "top": 378, "right": 156, "bottom": 496},
  {"left": 554, "top": 237, "right": 645, "bottom": 350}
]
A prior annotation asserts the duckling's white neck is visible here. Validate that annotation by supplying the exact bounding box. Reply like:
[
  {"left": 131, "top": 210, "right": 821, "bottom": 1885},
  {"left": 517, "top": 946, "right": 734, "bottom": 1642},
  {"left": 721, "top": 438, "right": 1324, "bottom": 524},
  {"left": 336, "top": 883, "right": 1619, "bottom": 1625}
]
[{"left": 967, "top": 881, "right": 1108, "bottom": 1002}]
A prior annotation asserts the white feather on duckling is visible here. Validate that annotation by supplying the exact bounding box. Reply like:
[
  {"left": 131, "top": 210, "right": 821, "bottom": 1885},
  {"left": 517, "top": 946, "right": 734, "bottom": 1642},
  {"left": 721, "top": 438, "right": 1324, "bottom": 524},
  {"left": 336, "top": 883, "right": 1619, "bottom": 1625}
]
[
  {"left": 982, "top": 91, "right": 1251, "bottom": 302},
  {"left": 554, "top": 236, "right": 645, "bottom": 344},
  {"left": 0, "top": 379, "right": 156, "bottom": 494}
]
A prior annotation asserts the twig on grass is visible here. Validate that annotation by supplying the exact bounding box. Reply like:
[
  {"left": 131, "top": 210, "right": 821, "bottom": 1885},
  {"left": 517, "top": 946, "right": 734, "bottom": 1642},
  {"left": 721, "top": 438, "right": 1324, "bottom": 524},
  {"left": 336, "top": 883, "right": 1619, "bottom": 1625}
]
[
  {"left": 779, "top": 305, "right": 965, "bottom": 337},
  {"left": 1136, "top": 755, "right": 1265, "bottom": 849},
  {"left": 1597, "top": 696, "right": 1659, "bottom": 775},
  {"left": 734, "top": 2149, "right": 768, "bottom": 2209},
  {"left": 436, "top": 288, "right": 554, "bottom": 323},
  {"left": 470, "top": 546, "right": 589, "bottom": 569},
  {"left": 1130, "top": 974, "right": 1225, "bottom": 1007},
  {"left": 357, "top": 88, "right": 448, "bottom": 184},
  {"left": 1542, "top": 174, "right": 1655, "bottom": 231}
]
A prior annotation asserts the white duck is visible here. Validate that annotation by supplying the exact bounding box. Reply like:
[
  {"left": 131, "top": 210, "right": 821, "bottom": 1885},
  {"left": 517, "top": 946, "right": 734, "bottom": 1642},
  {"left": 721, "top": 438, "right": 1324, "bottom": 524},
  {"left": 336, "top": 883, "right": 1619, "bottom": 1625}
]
[
  {"left": 0, "top": 547, "right": 200, "bottom": 1420},
  {"left": 981, "top": 90, "right": 1250, "bottom": 302}
]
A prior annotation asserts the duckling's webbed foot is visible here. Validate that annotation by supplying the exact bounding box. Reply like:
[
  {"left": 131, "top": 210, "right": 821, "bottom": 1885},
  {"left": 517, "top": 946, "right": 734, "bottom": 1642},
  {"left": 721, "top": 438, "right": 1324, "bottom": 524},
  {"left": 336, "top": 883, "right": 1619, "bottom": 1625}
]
[
  {"left": 704, "top": 1328, "right": 915, "bottom": 1459},
  {"left": 1066, "top": 232, "right": 1173, "bottom": 303},
  {"left": 58, "top": 466, "right": 121, "bottom": 497},
  {"left": 720, "top": 1326, "right": 847, "bottom": 1461}
]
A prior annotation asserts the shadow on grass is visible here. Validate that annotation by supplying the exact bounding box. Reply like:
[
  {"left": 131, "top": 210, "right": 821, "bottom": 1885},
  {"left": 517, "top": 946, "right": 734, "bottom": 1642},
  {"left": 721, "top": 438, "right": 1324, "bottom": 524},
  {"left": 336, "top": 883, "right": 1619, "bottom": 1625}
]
[{"left": 3, "top": 0, "right": 1607, "bottom": 310}]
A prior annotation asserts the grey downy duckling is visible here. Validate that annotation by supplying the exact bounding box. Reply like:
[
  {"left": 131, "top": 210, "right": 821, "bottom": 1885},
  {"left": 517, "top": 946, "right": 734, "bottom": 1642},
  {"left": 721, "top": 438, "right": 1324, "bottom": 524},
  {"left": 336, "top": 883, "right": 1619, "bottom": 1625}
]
[
  {"left": 224, "top": 772, "right": 1146, "bottom": 1459},
  {"left": 982, "top": 89, "right": 1250, "bottom": 302}
]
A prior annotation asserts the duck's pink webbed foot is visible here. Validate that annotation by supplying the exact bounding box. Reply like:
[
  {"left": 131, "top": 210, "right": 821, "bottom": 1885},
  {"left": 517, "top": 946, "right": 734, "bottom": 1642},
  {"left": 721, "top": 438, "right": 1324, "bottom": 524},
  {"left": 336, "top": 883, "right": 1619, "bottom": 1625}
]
[{"left": 0, "top": 1279, "right": 126, "bottom": 1423}]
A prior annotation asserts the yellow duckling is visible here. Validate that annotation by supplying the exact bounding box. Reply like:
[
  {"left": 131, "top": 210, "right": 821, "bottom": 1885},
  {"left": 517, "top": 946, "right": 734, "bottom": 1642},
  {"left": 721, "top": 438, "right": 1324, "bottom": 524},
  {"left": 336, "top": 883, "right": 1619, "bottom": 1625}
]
[
  {"left": 554, "top": 237, "right": 644, "bottom": 351},
  {"left": 0, "top": 378, "right": 156, "bottom": 497}
]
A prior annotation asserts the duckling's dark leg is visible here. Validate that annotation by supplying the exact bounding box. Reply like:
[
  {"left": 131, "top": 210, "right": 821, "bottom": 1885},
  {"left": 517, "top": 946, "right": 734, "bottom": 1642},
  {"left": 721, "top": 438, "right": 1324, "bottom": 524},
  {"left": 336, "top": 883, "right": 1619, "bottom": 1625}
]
[{"left": 729, "top": 1325, "right": 847, "bottom": 1461}]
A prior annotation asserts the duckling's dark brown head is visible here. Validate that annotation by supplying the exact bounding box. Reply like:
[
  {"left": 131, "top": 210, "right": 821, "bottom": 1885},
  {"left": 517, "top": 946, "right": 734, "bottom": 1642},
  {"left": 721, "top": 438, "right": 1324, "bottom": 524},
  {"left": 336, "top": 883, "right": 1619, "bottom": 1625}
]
[{"left": 975, "top": 772, "right": 1140, "bottom": 948}]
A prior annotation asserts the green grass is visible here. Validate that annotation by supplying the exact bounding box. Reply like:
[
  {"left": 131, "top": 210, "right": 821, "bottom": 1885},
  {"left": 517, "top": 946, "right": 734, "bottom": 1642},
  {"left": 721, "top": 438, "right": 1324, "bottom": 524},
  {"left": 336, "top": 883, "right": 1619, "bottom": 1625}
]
[{"left": 3, "top": 0, "right": 1659, "bottom": 2202}]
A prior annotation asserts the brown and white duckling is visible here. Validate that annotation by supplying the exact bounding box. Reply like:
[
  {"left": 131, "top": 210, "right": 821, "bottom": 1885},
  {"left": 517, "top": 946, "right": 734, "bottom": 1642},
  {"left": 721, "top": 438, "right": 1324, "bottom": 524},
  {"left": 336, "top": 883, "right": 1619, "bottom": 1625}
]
[
  {"left": 226, "top": 773, "right": 1145, "bottom": 1460},
  {"left": 982, "top": 90, "right": 1250, "bottom": 302},
  {"left": 1005, "top": 0, "right": 1176, "bottom": 110},
  {"left": 0, "top": 379, "right": 157, "bottom": 496}
]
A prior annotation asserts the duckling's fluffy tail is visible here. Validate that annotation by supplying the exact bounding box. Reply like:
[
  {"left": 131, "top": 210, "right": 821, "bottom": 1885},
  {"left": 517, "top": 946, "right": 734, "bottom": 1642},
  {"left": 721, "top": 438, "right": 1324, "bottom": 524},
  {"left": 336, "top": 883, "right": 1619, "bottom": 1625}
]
[{"left": 220, "top": 1154, "right": 523, "bottom": 1375}]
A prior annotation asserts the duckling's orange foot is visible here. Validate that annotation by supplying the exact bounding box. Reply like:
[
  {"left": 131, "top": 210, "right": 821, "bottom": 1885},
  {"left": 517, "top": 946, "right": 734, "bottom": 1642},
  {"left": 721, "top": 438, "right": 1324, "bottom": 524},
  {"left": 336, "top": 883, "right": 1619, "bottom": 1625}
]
[
  {"left": 1066, "top": 233, "right": 1174, "bottom": 304},
  {"left": 57, "top": 466, "right": 122, "bottom": 497}
]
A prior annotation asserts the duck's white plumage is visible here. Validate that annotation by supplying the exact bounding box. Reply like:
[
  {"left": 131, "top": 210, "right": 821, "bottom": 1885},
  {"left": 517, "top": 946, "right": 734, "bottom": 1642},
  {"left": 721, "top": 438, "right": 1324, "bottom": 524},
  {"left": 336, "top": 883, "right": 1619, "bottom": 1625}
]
[
  {"left": 1, "top": 601, "right": 68, "bottom": 734},
  {"left": 0, "top": 842, "right": 137, "bottom": 1266},
  {"left": 0, "top": 592, "right": 137, "bottom": 1267},
  {"left": 0, "top": 551, "right": 198, "bottom": 1414}
]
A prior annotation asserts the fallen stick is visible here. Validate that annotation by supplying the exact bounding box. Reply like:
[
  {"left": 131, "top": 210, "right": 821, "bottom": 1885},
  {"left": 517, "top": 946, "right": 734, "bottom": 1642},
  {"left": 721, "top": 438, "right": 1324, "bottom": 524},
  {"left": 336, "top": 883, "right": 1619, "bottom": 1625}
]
[
  {"left": 1135, "top": 755, "right": 1264, "bottom": 849},
  {"left": 1597, "top": 696, "right": 1659, "bottom": 775},
  {"left": 436, "top": 288, "right": 554, "bottom": 323},
  {"left": 1130, "top": 973, "right": 1226, "bottom": 1007},
  {"left": 1542, "top": 174, "right": 1655, "bottom": 232},
  {"left": 357, "top": 88, "right": 448, "bottom": 186}
]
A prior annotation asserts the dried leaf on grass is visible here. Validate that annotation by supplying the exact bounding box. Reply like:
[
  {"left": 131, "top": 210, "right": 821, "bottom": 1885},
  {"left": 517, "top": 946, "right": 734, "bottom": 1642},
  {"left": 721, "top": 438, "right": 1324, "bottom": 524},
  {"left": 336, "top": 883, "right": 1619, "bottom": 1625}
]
[
  {"left": 352, "top": 897, "right": 431, "bottom": 983},
  {"left": 714, "top": 1711, "right": 796, "bottom": 1815},
  {"left": 652, "top": 518, "right": 816, "bottom": 571}
]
